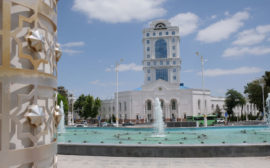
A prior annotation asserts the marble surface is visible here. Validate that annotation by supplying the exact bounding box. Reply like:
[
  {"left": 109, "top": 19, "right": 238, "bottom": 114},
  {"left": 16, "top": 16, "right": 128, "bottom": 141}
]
[{"left": 58, "top": 155, "right": 270, "bottom": 168}]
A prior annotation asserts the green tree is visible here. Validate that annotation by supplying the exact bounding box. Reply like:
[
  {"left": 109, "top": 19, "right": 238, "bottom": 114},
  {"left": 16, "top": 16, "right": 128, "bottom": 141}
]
[
  {"left": 225, "top": 89, "right": 246, "bottom": 120},
  {"left": 244, "top": 71, "right": 270, "bottom": 113},
  {"left": 74, "top": 94, "right": 101, "bottom": 120},
  {"left": 73, "top": 94, "right": 86, "bottom": 116}
]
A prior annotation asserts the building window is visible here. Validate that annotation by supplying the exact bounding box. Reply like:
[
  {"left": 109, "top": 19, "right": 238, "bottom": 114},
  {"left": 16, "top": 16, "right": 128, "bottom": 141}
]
[
  {"left": 160, "top": 61, "right": 163, "bottom": 65},
  {"left": 171, "top": 100, "right": 176, "bottom": 110},
  {"left": 155, "top": 39, "right": 167, "bottom": 58},
  {"left": 173, "top": 68, "right": 176, "bottom": 72},
  {"left": 109, "top": 107, "right": 111, "bottom": 112},
  {"left": 147, "top": 77, "right": 151, "bottom": 81},
  {"left": 173, "top": 76, "right": 176, "bottom": 80},
  {"left": 154, "top": 61, "right": 156, "bottom": 65},
  {"left": 147, "top": 54, "right": 150, "bottom": 58},
  {"left": 119, "top": 102, "right": 121, "bottom": 112},
  {"left": 147, "top": 100, "right": 152, "bottom": 110},
  {"left": 147, "top": 62, "right": 150, "bottom": 66},
  {"left": 124, "top": 102, "right": 127, "bottom": 111},
  {"left": 172, "top": 31, "right": 175, "bottom": 35},
  {"left": 172, "top": 38, "right": 175, "bottom": 42},
  {"left": 172, "top": 46, "right": 176, "bottom": 50},
  {"left": 113, "top": 106, "right": 115, "bottom": 112},
  {"left": 173, "top": 61, "right": 176, "bottom": 65},
  {"left": 160, "top": 99, "right": 164, "bottom": 109},
  {"left": 147, "top": 69, "right": 150, "bottom": 73},
  {"left": 147, "top": 47, "right": 150, "bottom": 51},
  {"left": 166, "top": 31, "right": 169, "bottom": 35},
  {"left": 153, "top": 32, "right": 156, "bottom": 36},
  {"left": 198, "top": 100, "right": 201, "bottom": 110},
  {"left": 156, "top": 69, "right": 168, "bottom": 81},
  {"left": 147, "top": 40, "right": 150, "bottom": 44},
  {"left": 159, "top": 32, "right": 162, "bottom": 36},
  {"left": 172, "top": 53, "right": 176, "bottom": 57},
  {"left": 166, "top": 61, "right": 169, "bottom": 65},
  {"left": 146, "top": 33, "right": 150, "bottom": 37}
]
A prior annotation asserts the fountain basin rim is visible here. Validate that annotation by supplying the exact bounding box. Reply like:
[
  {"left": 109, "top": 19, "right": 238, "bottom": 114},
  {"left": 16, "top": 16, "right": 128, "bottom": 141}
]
[
  {"left": 57, "top": 143, "right": 270, "bottom": 157},
  {"left": 58, "top": 142, "right": 269, "bottom": 147}
]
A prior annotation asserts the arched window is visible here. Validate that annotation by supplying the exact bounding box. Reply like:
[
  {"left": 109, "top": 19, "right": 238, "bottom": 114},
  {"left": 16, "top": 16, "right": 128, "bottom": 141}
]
[
  {"left": 171, "top": 99, "right": 177, "bottom": 110},
  {"left": 155, "top": 39, "right": 167, "bottom": 58},
  {"left": 160, "top": 99, "right": 164, "bottom": 109},
  {"left": 119, "top": 102, "right": 121, "bottom": 112},
  {"left": 147, "top": 100, "right": 152, "bottom": 110},
  {"left": 124, "top": 102, "right": 127, "bottom": 111},
  {"left": 198, "top": 100, "right": 201, "bottom": 110}
]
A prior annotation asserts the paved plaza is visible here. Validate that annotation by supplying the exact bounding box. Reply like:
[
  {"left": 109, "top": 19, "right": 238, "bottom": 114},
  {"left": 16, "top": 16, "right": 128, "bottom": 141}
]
[{"left": 58, "top": 155, "right": 270, "bottom": 168}]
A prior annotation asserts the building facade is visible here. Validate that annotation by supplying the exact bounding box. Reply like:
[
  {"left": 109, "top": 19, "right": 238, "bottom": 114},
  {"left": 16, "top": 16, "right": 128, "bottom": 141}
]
[{"left": 100, "top": 20, "right": 258, "bottom": 123}]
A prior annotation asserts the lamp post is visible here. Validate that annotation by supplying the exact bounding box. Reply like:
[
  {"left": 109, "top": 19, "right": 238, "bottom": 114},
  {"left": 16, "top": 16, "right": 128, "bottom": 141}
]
[
  {"left": 196, "top": 52, "right": 207, "bottom": 127},
  {"left": 71, "top": 96, "right": 75, "bottom": 125},
  {"left": 115, "top": 59, "right": 123, "bottom": 127},
  {"left": 259, "top": 79, "right": 265, "bottom": 121}
]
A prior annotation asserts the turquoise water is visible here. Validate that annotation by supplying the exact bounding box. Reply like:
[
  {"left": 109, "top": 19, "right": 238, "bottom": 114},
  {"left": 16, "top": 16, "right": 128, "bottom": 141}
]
[{"left": 57, "top": 126, "right": 270, "bottom": 145}]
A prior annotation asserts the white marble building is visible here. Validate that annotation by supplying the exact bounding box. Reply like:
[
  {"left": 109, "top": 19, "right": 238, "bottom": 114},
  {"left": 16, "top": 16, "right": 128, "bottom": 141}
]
[{"left": 100, "top": 20, "right": 258, "bottom": 123}]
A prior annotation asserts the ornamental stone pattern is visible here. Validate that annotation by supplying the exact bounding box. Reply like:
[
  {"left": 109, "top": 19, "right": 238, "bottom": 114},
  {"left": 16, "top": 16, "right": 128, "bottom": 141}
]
[{"left": 0, "top": 0, "right": 61, "bottom": 167}]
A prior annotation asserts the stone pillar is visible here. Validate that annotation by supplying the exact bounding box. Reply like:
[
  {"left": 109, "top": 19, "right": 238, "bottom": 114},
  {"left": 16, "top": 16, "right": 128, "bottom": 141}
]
[{"left": 0, "top": 0, "right": 61, "bottom": 167}]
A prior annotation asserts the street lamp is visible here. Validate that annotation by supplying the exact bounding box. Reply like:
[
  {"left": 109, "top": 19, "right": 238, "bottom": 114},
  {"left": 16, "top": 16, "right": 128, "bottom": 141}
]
[
  {"left": 196, "top": 52, "right": 207, "bottom": 127},
  {"left": 259, "top": 78, "right": 265, "bottom": 121},
  {"left": 115, "top": 59, "right": 123, "bottom": 127}
]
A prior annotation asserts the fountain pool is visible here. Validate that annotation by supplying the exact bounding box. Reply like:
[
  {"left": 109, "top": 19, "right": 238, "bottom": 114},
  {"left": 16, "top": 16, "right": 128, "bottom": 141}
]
[
  {"left": 58, "top": 126, "right": 270, "bottom": 145},
  {"left": 57, "top": 126, "right": 270, "bottom": 157}
]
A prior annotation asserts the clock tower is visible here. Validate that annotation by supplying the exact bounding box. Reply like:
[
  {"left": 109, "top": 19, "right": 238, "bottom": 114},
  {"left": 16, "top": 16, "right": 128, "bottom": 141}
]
[{"left": 142, "top": 20, "right": 181, "bottom": 85}]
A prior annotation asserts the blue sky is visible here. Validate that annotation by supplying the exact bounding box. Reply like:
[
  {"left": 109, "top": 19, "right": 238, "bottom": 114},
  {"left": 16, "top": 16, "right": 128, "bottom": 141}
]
[{"left": 57, "top": 0, "right": 270, "bottom": 99}]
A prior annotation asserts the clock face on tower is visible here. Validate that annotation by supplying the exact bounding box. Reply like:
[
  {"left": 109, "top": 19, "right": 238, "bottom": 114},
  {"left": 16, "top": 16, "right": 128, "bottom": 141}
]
[{"left": 154, "top": 23, "right": 167, "bottom": 30}]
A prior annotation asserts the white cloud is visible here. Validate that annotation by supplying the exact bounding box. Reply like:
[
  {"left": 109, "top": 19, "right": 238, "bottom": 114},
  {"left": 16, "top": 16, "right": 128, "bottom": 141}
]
[
  {"left": 169, "top": 12, "right": 199, "bottom": 36},
  {"left": 62, "top": 49, "right": 83, "bottom": 55},
  {"left": 223, "top": 46, "right": 270, "bottom": 57},
  {"left": 232, "top": 24, "right": 270, "bottom": 46},
  {"left": 61, "top": 41, "right": 85, "bottom": 47},
  {"left": 196, "top": 11, "right": 249, "bottom": 43},
  {"left": 211, "top": 15, "right": 217, "bottom": 19},
  {"left": 257, "top": 25, "right": 270, "bottom": 34},
  {"left": 118, "top": 63, "right": 142, "bottom": 72},
  {"left": 89, "top": 80, "right": 116, "bottom": 87},
  {"left": 105, "top": 68, "right": 112, "bottom": 72},
  {"left": 232, "top": 29, "right": 265, "bottom": 46},
  {"left": 224, "top": 11, "right": 230, "bottom": 16},
  {"left": 72, "top": 0, "right": 166, "bottom": 23},
  {"left": 201, "top": 67, "right": 262, "bottom": 77},
  {"left": 183, "top": 69, "right": 194, "bottom": 73},
  {"left": 105, "top": 63, "right": 142, "bottom": 72}
]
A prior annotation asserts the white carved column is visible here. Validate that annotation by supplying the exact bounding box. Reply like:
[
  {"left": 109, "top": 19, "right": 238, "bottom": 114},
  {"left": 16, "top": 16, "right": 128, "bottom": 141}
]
[{"left": 0, "top": 0, "right": 61, "bottom": 167}]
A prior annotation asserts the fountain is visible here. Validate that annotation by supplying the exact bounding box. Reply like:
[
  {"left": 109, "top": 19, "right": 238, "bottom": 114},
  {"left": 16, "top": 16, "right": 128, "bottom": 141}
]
[
  {"left": 153, "top": 97, "right": 165, "bottom": 136},
  {"left": 266, "top": 93, "right": 270, "bottom": 126},
  {"left": 58, "top": 101, "right": 66, "bottom": 133}
]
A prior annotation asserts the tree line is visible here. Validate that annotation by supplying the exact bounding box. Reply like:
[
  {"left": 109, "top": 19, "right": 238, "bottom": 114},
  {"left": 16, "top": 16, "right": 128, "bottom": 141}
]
[
  {"left": 225, "top": 71, "right": 270, "bottom": 120},
  {"left": 56, "top": 86, "right": 101, "bottom": 122}
]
